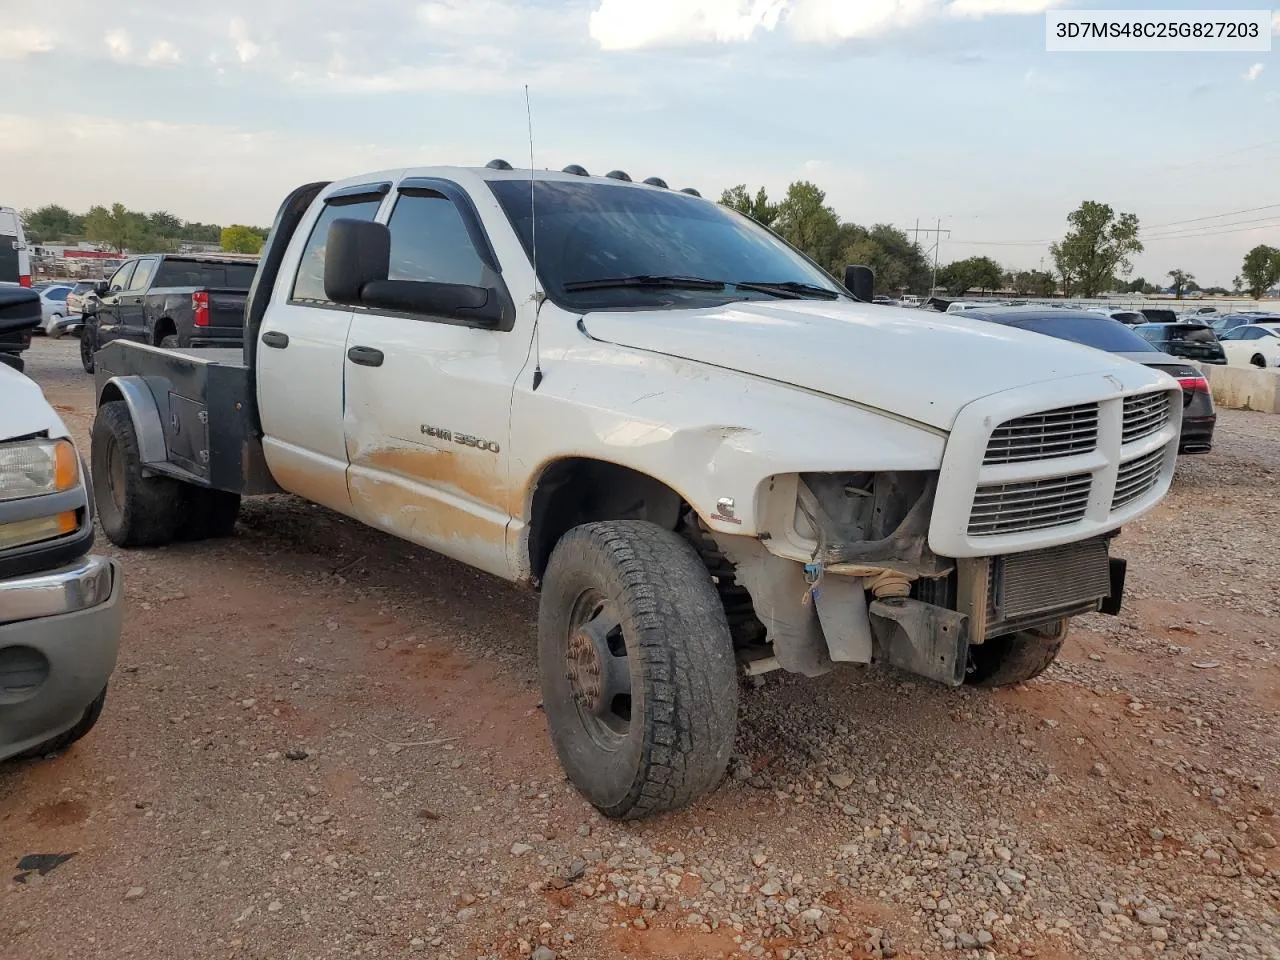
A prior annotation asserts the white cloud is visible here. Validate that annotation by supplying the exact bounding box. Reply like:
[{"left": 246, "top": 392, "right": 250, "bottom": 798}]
[
  {"left": 1245, "top": 62, "right": 1264, "bottom": 82},
  {"left": 589, "top": 0, "right": 1067, "bottom": 49},
  {"left": 104, "top": 29, "right": 132, "bottom": 61},
  {"left": 590, "top": 0, "right": 785, "bottom": 51},
  {"left": 146, "top": 39, "right": 182, "bottom": 64},
  {"left": 228, "top": 17, "right": 261, "bottom": 63},
  {"left": 948, "top": 0, "right": 1068, "bottom": 16},
  {"left": 0, "top": 26, "right": 56, "bottom": 58},
  {"left": 0, "top": 112, "right": 467, "bottom": 225}
]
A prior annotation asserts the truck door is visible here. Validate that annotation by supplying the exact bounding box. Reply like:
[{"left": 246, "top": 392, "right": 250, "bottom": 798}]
[
  {"left": 95, "top": 260, "right": 136, "bottom": 345},
  {"left": 255, "top": 183, "right": 389, "bottom": 516},
  {"left": 342, "top": 179, "right": 528, "bottom": 579},
  {"left": 119, "top": 257, "right": 157, "bottom": 342}
]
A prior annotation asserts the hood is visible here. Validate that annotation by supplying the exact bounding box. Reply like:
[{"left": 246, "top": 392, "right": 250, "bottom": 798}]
[
  {"left": 581, "top": 300, "right": 1135, "bottom": 431},
  {"left": 0, "top": 362, "right": 66, "bottom": 442}
]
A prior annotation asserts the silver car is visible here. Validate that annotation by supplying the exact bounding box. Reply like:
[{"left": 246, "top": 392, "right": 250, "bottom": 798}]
[{"left": 1, "top": 365, "right": 122, "bottom": 762}]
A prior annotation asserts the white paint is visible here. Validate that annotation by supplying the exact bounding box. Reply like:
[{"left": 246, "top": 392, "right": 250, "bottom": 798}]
[{"left": 0, "top": 363, "right": 67, "bottom": 443}]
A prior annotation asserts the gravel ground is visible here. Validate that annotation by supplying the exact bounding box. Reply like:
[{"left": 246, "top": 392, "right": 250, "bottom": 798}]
[{"left": 3, "top": 337, "right": 1278, "bottom": 960}]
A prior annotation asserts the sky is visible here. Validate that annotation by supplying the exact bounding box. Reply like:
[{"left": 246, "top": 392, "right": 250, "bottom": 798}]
[{"left": 1, "top": 0, "right": 1277, "bottom": 287}]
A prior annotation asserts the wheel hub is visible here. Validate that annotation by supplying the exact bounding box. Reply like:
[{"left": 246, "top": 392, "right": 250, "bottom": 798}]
[{"left": 566, "top": 628, "right": 605, "bottom": 713}]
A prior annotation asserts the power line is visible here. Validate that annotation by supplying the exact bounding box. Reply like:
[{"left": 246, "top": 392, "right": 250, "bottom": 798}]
[
  {"left": 1143, "top": 202, "right": 1280, "bottom": 230},
  {"left": 1142, "top": 219, "right": 1280, "bottom": 242},
  {"left": 1143, "top": 215, "right": 1280, "bottom": 240}
]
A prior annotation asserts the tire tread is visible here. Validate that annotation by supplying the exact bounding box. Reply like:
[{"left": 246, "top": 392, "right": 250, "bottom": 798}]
[{"left": 541, "top": 521, "right": 737, "bottom": 819}]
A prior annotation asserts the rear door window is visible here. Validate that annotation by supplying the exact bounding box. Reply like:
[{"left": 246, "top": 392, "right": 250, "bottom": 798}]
[{"left": 291, "top": 192, "right": 385, "bottom": 304}]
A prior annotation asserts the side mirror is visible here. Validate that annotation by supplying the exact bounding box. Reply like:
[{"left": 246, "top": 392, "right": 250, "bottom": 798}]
[
  {"left": 324, "top": 218, "right": 390, "bottom": 303},
  {"left": 844, "top": 264, "right": 875, "bottom": 303},
  {"left": 94, "top": 280, "right": 110, "bottom": 296}
]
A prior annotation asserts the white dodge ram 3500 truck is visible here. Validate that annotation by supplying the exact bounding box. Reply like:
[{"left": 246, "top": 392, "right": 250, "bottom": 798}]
[{"left": 89, "top": 164, "right": 1179, "bottom": 818}]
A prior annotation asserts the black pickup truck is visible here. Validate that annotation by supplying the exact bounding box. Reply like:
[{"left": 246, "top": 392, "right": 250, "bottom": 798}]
[{"left": 80, "top": 254, "right": 258, "bottom": 372}]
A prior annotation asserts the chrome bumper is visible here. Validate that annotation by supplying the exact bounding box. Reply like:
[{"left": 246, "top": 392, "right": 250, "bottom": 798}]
[{"left": 0, "top": 556, "right": 116, "bottom": 625}]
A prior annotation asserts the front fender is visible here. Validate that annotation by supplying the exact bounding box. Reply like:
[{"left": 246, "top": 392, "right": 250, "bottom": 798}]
[{"left": 509, "top": 343, "right": 947, "bottom": 539}]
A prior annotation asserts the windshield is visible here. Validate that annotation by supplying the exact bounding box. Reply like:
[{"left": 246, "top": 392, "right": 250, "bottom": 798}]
[
  {"left": 1009, "top": 316, "right": 1159, "bottom": 353},
  {"left": 488, "top": 179, "right": 845, "bottom": 310}
]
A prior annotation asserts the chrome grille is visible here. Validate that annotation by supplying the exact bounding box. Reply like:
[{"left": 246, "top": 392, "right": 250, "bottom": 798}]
[
  {"left": 968, "top": 473, "right": 1092, "bottom": 536},
  {"left": 1112, "top": 448, "right": 1165, "bottom": 510},
  {"left": 984, "top": 403, "right": 1099, "bottom": 465},
  {"left": 1122, "top": 392, "right": 1170, "bottom": 445}
]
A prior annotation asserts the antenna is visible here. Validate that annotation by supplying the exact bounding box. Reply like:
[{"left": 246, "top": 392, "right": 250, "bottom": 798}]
[{"left": 526, "top": 84, "right": 544, "bottom": 392}]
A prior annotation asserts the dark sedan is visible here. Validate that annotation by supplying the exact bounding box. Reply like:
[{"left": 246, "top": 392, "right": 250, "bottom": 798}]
[{"left": 957, "top": 307, "right": 1216, "bottom": 454}]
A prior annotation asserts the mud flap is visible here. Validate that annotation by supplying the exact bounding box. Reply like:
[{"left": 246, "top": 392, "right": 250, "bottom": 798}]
[
  {"left": 870, "top": 598, "right": 970, "bottom": 687},
  {"left": 813, "top": 575, "right": 874, "bottom": 663},
  {"left": 1100, "top": 557, "right": 1127, "bottom": 616}
]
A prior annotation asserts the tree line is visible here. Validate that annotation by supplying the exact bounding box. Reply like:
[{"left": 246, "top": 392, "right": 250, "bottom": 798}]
[
  {"left": 24, "top": 192, "right": 1280, "bottom": 299},
  {"left": 20, "top": 203, "right": 270, "bottom": 256},
  {"left": 720, "top": 184, "right": 1280, "bottom": 301}
]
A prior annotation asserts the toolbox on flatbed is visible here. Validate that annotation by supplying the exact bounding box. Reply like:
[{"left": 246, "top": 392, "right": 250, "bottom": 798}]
[{"left": 94, "top": 341, "right": 276, "bottom": 495}]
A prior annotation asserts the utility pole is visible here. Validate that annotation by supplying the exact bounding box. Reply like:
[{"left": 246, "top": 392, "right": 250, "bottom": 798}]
[{"left": 919, "top": 218, "right": 949, "bottom": 295}]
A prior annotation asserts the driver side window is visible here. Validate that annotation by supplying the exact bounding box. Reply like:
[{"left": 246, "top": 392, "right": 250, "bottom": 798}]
[{"left": 108, "top": 262, "right": 136, "bottom": 292}]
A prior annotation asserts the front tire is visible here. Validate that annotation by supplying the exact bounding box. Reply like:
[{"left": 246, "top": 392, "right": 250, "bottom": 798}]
[
  {"left": 92, "top": 401, "right": 185, "bottom": 547},
  {"left": 539, "top": 521, "right": 738, "bottom": 820},
  {"left": 965, "top": 621, "right": 1067, "bottom": 687},
  {"left": 1251, "top": 354, "right": 1266, "bottom": 369}
]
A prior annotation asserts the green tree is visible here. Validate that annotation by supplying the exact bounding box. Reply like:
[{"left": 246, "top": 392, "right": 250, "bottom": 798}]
[
  {"left": 180, "top": 221, "right": 224, "bottom": 243},
  {"left": 1167, "top": 268, "right": 1194, "bottom": 299},
  {"left": 221, "top": 224, "right": 265, "bottom": 254},
  {"left": 1007, "top": 269, "right": 1057, "bottom": 297},
  {"left": 20, "top": 204, "right": 84, "bottom": 243},
  {"left": 83, "top": 203, "right": 139, "bottom": 253},
  {"left": 850, "top": 224, "right": 931, "bottom": 294},
  {"left": 773, "top": 181, "right": 841, "bottom": 272},
  {"left": 719, "top": 185, "right": 779, "bottom": 228},
  {"left": 147, "top": 210, "right": 184, "bottom": 238},
  {"left": 1049, "top": 201, "right": 1143, "bottom": 298},
  {"left": 1240, "top": 244, "right": 1280, "bottom": 299},
  {"left": 939, "top": 255, "right": 1004, "bottom": 296}
]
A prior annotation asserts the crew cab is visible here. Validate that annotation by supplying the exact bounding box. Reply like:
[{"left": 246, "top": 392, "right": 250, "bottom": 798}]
[
  {"left": 1, "top": 361, "right": 122, "bottom": 762},
  {"left": 80, "top": 254, "right": 258, "bottom": 373},
  {"left": 87, "top": 163, "right": 1178, "bottom": 819}
]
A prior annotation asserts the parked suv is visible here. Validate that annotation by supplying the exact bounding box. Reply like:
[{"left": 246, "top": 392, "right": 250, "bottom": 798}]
[
  {"left": 1134, "top": 322, "right": 1227, "bottom": 365},
  {"left": 1, "top": 363, "right": 122, "bottom": 762}
]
